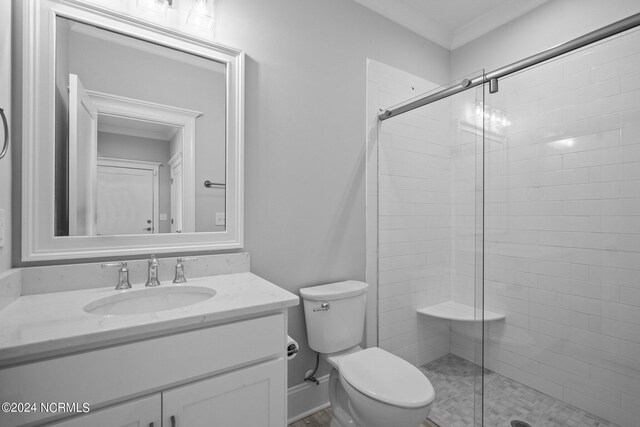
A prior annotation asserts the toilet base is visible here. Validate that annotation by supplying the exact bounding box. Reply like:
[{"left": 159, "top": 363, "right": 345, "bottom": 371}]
[
  {"left": 328, "top": 369, "right": 356, "bottom": 427},
  {"left": 328, "top": 368, "right": 430, "bottom": 427}
]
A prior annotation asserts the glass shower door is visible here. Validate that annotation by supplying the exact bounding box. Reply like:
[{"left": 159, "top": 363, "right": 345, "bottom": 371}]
[
  {"left": 481, "top": 27, "right": 640, "bottom": 427},
  {"left": 375, "top": 70, "right": 487, "bottom": 427}
]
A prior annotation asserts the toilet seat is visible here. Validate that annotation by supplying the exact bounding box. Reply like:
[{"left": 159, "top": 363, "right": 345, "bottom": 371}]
[{"left": 338, "top": 347, "right": 435, "bottom": 409}]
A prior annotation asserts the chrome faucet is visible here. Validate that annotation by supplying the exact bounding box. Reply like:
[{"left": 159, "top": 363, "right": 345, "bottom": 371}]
[
  {"left": 145, "top": 254, "right": 161, "bottom": 287},
  {"left": 101, "top": 262, "right": 132, "bottom": 290},
  {"left": 173, "top": 257, "right": 198, "bottom": 283}
]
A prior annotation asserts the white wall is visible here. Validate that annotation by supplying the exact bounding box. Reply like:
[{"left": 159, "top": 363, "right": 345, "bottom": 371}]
[
  {"left": 211, "top": 0, "right": 450, "bottom": 393},
  {"left": 12, "top": 0, "right": 450, "bottom": 401}
]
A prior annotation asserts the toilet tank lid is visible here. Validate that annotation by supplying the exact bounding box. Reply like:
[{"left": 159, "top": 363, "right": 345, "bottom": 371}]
[{"left": 300, "top": 281, "right": 369, "bottom": 301}]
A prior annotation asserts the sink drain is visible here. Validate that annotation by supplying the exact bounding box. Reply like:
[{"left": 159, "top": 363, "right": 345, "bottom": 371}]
[{"left": 511, "top": 421, "right": 532, "bottom": 427}]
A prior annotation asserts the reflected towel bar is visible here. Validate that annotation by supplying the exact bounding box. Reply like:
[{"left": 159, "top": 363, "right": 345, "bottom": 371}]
[
  {"left": 0, "top": 108, "right": 8, "bottom": 159},
  {"left": 204, "top": 180, "right": 226, "bottom": 189}
]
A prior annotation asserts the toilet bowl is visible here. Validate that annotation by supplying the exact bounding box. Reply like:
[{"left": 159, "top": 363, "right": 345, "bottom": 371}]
[
  {"left": 326, "top": 347, "right": 434, "bottom": 427},
  {"left": 300, "top": 281, "right": 435, "bottom": 427}
]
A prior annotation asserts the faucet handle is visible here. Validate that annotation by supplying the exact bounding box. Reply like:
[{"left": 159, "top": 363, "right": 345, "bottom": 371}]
[
  {"left": 145, "top": 254, "right": 161, "bottom": 287},
  {"left": 101, "top": 262, "right": 131, "bottom": 290},
  {"left": 173, "top": 257, "right": 198, "bottom": 284}
]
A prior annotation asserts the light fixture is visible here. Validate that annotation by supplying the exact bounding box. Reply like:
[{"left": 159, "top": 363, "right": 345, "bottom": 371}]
[
  {"left": 472, "top": 101, "right": 511, "bottom": 129},
  {"left": 187, "top": 0, "right": 215, "bottom": 30},
  {"left": 137, "top": 0, "right": 173, "bottom": 17}
]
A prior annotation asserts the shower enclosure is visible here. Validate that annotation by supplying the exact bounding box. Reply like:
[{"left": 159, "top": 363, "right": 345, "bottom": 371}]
[{"left": 372, "top": 13, "right": 640, "bottom": 427}]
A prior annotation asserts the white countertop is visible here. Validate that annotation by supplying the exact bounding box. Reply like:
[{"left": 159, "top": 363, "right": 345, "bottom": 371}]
[{"left": 0, "top": 272, "right": 299, "bottom": 367}]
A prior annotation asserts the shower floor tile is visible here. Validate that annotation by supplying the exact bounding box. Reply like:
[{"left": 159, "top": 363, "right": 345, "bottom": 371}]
[
  {"left": 288, "top": 407, "right": 438, "bottom": 427},
  {"left": 421, "top": 353, "right": 617, "bottom": 427}
]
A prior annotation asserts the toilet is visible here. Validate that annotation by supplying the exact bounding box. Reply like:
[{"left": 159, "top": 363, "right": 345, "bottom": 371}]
[{"left": 300, "top": 281, "right": 435, "bottom": 427}]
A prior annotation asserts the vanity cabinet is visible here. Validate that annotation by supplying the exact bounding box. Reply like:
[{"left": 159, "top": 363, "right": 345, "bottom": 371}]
[
  {"left": 51, "top": 359, "right": 284, "bottom": 427},
  {"left": 0, "top": 312, "right": 288, "bottom": 427},
  {"left": 50, "top": 395, "right": 161, "bottom": 427}
]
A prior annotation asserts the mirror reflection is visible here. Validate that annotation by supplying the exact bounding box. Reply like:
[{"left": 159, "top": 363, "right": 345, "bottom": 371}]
[{"left": 54, "top": 16, "right": 226, "bottom": 236}]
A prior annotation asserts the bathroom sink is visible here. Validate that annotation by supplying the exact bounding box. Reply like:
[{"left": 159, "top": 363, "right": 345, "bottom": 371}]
[{"left": 84, "top": 286, "right": 216, "bottom": 315}]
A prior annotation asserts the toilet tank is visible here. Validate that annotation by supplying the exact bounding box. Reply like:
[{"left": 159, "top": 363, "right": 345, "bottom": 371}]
[{"left": 300, "top": 281, "right": 369, "bottom": 354}]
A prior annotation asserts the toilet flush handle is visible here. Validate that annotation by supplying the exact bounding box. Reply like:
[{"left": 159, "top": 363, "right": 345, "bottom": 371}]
[{"left": 313, "top": 302, "right": 330, "bottom": 312}]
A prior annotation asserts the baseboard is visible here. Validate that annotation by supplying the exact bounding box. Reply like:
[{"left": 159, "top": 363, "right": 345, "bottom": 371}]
[{"left": 287, "top": 374, "right": 330, "bottom": 424}]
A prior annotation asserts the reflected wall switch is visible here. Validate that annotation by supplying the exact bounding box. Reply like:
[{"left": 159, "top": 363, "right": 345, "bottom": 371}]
[
  {"left": 160, "top": 213, "right": 168, "bottom": 221},
  {"left": 215, "top": 212, "right": 226, "bottom": 226},
  {"left": 0, "top": 209, "right": 4, "bottom": 248}
]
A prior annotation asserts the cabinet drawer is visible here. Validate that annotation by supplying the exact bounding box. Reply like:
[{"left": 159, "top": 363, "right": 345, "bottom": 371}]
[{"left": 0, "top": 313, "right": 285, "bottom": 426}]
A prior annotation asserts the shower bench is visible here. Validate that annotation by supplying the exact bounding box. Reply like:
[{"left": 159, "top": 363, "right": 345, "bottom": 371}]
[{"left": 417, "top": 301, "right": 505, "bottom": 322}]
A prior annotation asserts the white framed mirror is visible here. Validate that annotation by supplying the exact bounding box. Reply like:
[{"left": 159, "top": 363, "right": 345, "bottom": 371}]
[{"left": 21, "top": 0, "right": 244, "bottom": 261}]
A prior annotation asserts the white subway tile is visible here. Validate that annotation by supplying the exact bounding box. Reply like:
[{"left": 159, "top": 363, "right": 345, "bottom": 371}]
[
  {"left": 563, "top": 341, "right": 640, "bottom": 379},
  {"left": 591, "top": 62, "right": 624, "bottom": 83},
  {"left": 620, "top": 180, "right": 640, "bottom": 198},
  {"left": 578, "top": 78, "right": 621, "bottom": 103},
  {"left": 563, "top": 388, "right": 630, "bottom": 427},
  {"left": 540, "top": 364, "right": 621, "bottom": 406},
  {"left": 621, "top": 70, "right": 640, "bottom": 92},
  {"left": 589, "top": 315, "right": 640, "bottom": 343},
  {"left": 620, "top": 340, "right": 640, "bottom": 362},
  {"left": 620, "top": 287, "right": 640, "bottom": 307},
  {"left": 621, "top": 392, "right": 640, "bottom": 417},
  {"left": 591, "top": 365, "right": 640, "bottom": 397},
  {"left": 589, "top": 162, "right": 640, "bottom": 182},
  {"left": 601, "top": 301, "right": 640, "bottom": 325},
  {"left": 589, "top": 215, "right": 640, "bottom": 234}
]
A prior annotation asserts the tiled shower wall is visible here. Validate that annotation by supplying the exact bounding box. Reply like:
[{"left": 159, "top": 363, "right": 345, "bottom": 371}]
[
  {"left": 373, "top": 28, "right": 640, "bottom": 427},
  {"left": 453, "top": 30, "right": 640, "bottom": 427},
  {"left": 370, "top": 61, "right": 453, "bottom": 366}
]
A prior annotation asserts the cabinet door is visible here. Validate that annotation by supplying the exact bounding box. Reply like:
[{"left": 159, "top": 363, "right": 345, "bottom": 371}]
[
  {"left": 50, "top": 394, "right": 160, "bottom": 427},
  {"left": 163, "top": 358, "right": 286, "bottom": 427}
]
